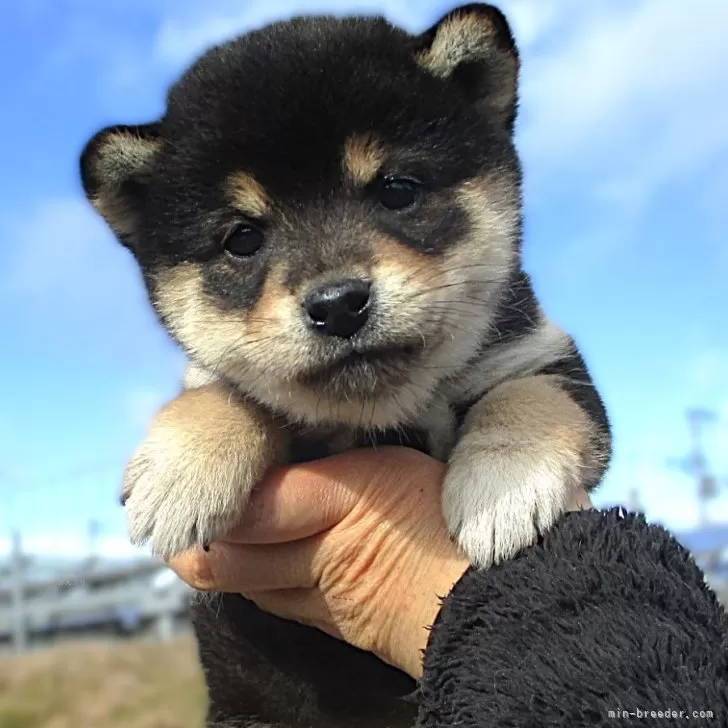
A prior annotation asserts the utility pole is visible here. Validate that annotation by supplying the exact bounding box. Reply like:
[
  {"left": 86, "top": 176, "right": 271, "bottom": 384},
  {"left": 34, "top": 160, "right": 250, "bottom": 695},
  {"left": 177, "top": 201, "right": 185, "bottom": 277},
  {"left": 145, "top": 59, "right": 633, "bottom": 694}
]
[
  {"left": 10, "top": 529, "right": 28, "bottom": 653},
  {"left": 627, "top": 486, "right": 643, "bottom": 514},
  {"left": 88, "top": 519, "right": 101, "bottom": 561},
  {"left": 686, "top": 408, "right": 719, "bottom": 527}
]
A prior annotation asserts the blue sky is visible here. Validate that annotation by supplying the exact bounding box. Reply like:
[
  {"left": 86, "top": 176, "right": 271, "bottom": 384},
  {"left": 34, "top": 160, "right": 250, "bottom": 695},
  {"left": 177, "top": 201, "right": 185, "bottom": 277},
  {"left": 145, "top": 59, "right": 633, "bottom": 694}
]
[{"left": 1, "top": 0, "right": 727, "bottom": 558}]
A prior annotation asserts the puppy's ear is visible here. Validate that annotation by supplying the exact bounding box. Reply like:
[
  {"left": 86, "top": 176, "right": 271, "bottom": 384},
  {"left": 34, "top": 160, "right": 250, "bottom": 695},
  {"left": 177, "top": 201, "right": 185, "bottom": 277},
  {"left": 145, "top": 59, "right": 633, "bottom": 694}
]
[
  {"left": 416, "top": 3, "right": 519, "bottom": 130},
  {"left": 79, "top": 123, "right": 161, "bottom": 246}
]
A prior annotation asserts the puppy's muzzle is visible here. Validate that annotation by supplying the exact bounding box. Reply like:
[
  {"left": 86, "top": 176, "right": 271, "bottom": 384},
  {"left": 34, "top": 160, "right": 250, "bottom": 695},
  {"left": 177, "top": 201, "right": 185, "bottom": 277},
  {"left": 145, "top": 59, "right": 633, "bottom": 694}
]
[{"left": 302, "top": 278, "right": 371, "bottom": 339}]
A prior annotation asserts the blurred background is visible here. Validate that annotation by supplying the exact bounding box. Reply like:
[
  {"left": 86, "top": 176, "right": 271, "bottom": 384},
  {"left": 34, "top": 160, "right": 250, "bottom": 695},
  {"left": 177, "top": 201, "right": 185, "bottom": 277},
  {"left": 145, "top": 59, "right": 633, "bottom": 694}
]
[{"left": 0, "top": 0, "right": 726, "bottom": 725}]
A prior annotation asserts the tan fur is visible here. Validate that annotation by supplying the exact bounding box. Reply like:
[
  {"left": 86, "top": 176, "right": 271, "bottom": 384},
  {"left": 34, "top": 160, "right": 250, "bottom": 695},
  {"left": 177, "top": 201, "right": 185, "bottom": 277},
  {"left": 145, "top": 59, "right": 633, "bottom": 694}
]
[
  {"left": 443, "top": 373, "right": 608, "bottom": 567},
  {"left": 227, "top": 171, "right": 270, "bottom": 219},
  {"left": 123, "top": 381, "right": 287, "bottom": 559},
  {"left": 418, "top": 173, "right": 519, "bottom": 380},
  {"left": 245, "top": 262, "right": 293, "bottom": 343},
  {"left": 469, "top": 375, "right": 607, "bottom": 485},
  {"left": 154, "top": 256, "right": 421, "bottom": 426},
  {"left": 447, "top": 174, "right": 519, "bottom": 295},
  {"left": 416, "top": 10, "right": 517, "bottom": 120},
  {"left": 342, "top": 133, "right": 386, "bottom": 186},
  {"left": 154, "top": 263, "right": 309, "bottom": 387},
  {"left": 370, "top": 235, "right": 443, "bottom": 302},
  {"left": 416, "top": 13, "right": 499, "bottom": 78}
]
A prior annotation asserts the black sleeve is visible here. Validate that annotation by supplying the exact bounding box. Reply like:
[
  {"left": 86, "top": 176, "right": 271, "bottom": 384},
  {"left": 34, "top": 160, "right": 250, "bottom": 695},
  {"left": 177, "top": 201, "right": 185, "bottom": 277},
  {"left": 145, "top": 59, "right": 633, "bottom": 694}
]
[{"left": 417, "top": 508, "right": 728, "bottom": 726}]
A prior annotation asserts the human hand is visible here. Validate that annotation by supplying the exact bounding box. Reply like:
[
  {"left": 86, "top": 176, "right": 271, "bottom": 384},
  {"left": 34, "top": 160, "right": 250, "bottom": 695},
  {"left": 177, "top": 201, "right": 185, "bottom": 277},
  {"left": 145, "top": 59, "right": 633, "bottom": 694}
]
[{"left": 168, "top": 447, "right": 592, "bottom": 678}]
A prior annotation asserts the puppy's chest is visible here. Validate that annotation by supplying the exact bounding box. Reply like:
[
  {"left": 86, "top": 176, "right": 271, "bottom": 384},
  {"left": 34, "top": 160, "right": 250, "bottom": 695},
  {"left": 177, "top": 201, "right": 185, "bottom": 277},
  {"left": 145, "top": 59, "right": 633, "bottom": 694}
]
[{"left": 285, "top": 396, "right": 469, "bottom": 465}]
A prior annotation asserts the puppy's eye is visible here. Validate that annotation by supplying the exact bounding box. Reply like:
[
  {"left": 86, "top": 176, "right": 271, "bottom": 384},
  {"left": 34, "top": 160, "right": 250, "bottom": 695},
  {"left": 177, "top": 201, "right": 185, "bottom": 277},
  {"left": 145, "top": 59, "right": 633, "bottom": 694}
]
[
  {"left": 222, "top": 223, "right": 264, "bottom": 258},
  {"left": 377, "top": 177, "right": 420, "bottom": 210}
]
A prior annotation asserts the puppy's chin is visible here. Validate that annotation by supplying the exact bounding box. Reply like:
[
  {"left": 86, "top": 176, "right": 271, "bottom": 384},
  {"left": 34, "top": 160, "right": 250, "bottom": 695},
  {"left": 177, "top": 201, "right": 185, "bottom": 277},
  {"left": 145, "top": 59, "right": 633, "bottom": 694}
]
[
  {"left": 215, "top": 338, "right": 437, "bottom": 428},
  {"left": 297, "top": 345, "right": 421, "bottom": 400}
]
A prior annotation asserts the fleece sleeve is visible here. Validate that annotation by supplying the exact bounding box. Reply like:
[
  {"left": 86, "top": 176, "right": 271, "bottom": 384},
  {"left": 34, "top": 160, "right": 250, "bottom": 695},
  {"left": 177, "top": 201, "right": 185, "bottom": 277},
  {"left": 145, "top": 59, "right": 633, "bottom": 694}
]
[{"left": 417, "top": 508, "right": 728, "bottom": 727}]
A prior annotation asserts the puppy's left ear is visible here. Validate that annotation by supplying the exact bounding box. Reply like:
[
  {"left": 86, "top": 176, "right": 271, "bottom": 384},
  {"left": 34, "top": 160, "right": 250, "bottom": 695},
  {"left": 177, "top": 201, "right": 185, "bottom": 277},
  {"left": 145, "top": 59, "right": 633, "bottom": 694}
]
[
  {"left": 416, "top": 3, "right": 519, "bottom": 130},
  {"left": 79, "top": 123, "right": 161, "bottom": 248}
]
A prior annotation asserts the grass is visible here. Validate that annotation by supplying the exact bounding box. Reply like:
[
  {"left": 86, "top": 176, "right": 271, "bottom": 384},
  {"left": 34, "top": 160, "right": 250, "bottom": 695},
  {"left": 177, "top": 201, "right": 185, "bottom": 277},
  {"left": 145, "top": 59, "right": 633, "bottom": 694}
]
[{"left": 0, "top": 635, "right": 208, "bottom": 728}]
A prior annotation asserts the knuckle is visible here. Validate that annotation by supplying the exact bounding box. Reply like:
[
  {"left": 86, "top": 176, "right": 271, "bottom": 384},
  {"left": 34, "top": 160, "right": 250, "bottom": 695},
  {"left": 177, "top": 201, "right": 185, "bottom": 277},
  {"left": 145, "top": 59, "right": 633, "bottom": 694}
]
[{"left": 170, "top": 552, "right": 217, "bottom": 591}]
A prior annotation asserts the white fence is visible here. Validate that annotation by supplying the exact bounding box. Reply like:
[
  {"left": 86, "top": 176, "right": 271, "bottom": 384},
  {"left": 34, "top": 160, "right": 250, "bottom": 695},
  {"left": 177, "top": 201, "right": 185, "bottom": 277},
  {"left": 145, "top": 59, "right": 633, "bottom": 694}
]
[
  {"left": 2, "top": 524, "right": 728, "bottom": 656},
  {"left": 0, "top": 533, "right": 193, "bottom": 655}
]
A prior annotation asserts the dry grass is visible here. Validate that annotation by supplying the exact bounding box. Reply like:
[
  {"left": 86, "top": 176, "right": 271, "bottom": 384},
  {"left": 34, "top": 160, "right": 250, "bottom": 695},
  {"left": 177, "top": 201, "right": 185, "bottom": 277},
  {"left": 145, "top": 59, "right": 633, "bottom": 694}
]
[{"left": 0, "top": 636, "right": 207, "bottom": 728}]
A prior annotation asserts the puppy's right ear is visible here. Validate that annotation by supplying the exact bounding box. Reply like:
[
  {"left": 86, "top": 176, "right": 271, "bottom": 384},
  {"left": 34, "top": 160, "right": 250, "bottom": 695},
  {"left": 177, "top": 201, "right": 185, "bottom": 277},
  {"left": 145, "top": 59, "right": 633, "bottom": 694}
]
[{"left": 80, "top": 123, "right": 161, "bottom": 245}]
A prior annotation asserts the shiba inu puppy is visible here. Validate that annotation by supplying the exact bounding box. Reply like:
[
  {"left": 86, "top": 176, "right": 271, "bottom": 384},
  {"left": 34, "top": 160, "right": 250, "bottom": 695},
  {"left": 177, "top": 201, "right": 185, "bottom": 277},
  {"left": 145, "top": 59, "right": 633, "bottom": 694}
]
[{"left": 81, "top": 3, "right": 611, "bottom": 726}]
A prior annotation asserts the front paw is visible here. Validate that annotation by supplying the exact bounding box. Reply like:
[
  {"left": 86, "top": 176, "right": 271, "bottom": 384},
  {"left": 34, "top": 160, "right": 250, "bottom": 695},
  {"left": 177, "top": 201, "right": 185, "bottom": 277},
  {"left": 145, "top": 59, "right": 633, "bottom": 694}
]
[
  {"left": 442, "top": 451, "right": 572, "bottom": 569},
  {"left": 122, "top": 385, "right": 286, "bottom": 561}
]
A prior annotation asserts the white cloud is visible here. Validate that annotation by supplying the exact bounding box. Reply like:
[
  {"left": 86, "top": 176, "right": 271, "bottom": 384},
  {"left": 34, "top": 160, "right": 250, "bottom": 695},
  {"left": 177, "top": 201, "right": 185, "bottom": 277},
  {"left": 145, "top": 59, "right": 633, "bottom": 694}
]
[
  {"left": 500, "top": 0, "right": 593, "bottom": 53},
  {"left": 38, "top": 0, "right": 727, "bottom": 220},
  {"left": 123, "top": 0, "right": 728, "bottom": 225},
  {"left": 598, "top": 451, "right": 728, "bottom": 534},
  {"left": 149, "top": 0, "right": 592, "bottom": 79},
  {"left": 516, "top": 0, "right": 728, "bottom": 206},
  {"left": 150, "top": 0, "right": 446, "bottom": 69}
]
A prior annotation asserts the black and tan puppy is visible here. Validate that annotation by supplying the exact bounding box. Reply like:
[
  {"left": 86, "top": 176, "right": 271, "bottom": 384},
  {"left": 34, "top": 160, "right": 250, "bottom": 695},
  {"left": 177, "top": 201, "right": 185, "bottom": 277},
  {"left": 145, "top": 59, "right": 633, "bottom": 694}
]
[{"left": 81, "top": 4, "right": 611, "bottom": 726}]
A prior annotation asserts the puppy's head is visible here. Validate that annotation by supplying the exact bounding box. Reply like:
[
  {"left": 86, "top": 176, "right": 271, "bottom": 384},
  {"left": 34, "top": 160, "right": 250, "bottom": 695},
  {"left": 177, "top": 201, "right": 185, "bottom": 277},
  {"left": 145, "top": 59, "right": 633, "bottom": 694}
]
[{"left": 81, "top": 3, "right": 522, "bottom": 428}]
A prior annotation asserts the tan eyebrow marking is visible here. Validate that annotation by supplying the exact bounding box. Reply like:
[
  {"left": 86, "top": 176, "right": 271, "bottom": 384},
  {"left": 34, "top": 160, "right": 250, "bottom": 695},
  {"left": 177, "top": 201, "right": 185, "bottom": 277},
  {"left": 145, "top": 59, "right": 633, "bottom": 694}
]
[
  {"left": 342, "top": 133, "right": 386, "bottom": 186},
  {"left": 227, "top": 171, "right": 270, "bottom": 218}
]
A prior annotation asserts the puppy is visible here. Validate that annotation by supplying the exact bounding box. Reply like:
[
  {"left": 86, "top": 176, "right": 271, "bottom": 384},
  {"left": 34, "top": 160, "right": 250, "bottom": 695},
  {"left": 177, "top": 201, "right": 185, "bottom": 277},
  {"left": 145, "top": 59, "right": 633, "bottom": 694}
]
[{"left": 81, "top": 4, "right": 611, "bottom": 726}]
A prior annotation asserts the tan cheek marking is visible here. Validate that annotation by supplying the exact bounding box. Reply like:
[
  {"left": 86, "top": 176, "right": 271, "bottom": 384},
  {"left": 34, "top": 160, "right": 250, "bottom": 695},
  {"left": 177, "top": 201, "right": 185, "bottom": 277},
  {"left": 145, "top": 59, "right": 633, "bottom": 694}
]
[
  {"left": 154, "top": 264, "right": 250, "bottom": 357},
  {"left": 246, "top": 263, "right": 294, "bottom": 343},
  {"left": 227, "top": 171, "right": 270, "bottom": 218},
  {"left": 456, "top": 174, "right": 520, "bottom": 229},
  {"left": 154, "top": 264, "right": 207, "bottom": 330},
  {"left": 342, "top": 133, "right": 386, "bottom": 187},
  {"left": 447, "top": 175, "right": 518, "bottom": 276},
  {"left": 155, "top": 263, "right": 306, "bottom": 381},
  {"left": 370, "top": 235, "right": 442, "bottom": 290},
  {"left": 155, "top": 263, "right": 294, "bottom": 350}
]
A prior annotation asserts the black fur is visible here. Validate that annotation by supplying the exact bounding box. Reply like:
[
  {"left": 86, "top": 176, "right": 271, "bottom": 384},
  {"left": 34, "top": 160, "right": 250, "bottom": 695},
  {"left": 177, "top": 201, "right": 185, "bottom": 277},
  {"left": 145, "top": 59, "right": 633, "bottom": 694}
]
[
  {"left": 194, "top": 594, "right": 418, "bottom": 728},
  {"left": 420, "top": 509, "right": 728, "bottom": 725}
]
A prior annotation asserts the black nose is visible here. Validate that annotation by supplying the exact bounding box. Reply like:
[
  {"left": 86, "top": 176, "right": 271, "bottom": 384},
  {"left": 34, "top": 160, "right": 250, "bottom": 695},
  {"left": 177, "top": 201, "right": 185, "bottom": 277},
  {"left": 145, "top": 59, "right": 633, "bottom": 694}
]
[{"left": 302, "top": 278, "right": 371, "bottom": 338}]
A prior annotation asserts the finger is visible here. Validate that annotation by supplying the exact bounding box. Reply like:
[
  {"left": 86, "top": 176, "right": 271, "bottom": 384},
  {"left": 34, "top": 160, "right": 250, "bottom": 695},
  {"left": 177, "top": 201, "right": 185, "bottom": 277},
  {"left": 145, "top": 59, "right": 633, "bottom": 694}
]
[
  {"left": 567, "top": 489, "right": 593, "bottom": 512},
  {"left": 226, "top": 446, "right": 427, "bottom": 544},
  {"left": 225, "top": 462, "right": 354, "bottom": 544},
  {"left": 167, "top": 537, "right": 323, "bottom": 592}
]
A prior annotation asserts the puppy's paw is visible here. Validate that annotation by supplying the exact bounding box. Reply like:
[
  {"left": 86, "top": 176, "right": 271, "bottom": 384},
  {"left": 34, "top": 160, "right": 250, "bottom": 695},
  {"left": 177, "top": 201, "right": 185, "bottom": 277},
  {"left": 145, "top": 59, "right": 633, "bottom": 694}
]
[
  {"left": 442, "top": 448, "right": 572, "bottom": 569},
  {"left": 122, "top": 384, "right": 286, "bottom": 561}
]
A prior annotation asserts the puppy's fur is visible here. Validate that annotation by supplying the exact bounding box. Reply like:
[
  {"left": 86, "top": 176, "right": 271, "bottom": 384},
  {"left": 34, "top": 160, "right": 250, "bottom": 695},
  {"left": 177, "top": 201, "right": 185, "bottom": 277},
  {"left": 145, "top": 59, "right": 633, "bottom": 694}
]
[{"left": 80, "top": 4, "right": 611, "bottom": 726}]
